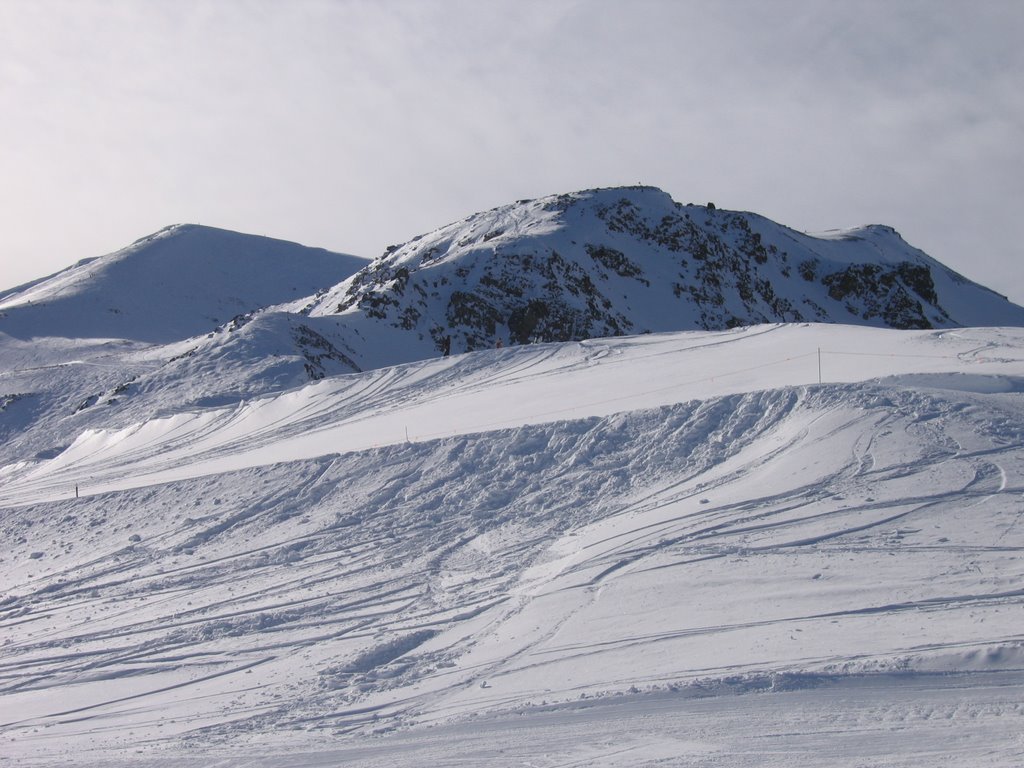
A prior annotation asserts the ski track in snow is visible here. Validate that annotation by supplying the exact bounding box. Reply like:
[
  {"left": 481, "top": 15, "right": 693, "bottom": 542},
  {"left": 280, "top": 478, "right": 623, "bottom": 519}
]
[{"left": 1, "top": 325, "right": 1024, "bottom": 765}]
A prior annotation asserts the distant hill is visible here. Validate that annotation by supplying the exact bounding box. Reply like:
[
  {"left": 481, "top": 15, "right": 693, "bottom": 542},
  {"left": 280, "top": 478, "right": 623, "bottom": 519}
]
[
  {"left": 3, "top": 187, "right": 1022, "bottom": 368},
  {"left": 0, "top": 224, "right": 367, "bottom": 343}
]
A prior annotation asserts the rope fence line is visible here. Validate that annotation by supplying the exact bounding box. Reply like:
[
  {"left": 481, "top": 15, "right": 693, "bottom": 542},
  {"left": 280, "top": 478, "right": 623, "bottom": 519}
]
[{"left": 818, "top": 349, "right": 961, "bottom": 360}]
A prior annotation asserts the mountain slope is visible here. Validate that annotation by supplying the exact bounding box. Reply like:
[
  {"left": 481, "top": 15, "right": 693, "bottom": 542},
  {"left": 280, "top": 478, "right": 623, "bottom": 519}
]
[
  {"left": 3, "top": 189, "right": 1024, "bottom": 766},
  {"left": 0, "top": 224, "right": 367, "bottom": 343},
  {"left": 0, "top": 226, "right": 368, "bottom": 463},
  {"left": 1, "top": 325, "right": 1023, "bottom": 767},
  {"left": 301, "top": 186, "right": 1024, "bottom": 364}
]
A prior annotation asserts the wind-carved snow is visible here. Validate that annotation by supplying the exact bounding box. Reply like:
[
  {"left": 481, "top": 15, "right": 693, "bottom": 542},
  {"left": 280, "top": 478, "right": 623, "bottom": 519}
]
[{"left": 1, "top": 325, "right": 1023, "bottom": 766}]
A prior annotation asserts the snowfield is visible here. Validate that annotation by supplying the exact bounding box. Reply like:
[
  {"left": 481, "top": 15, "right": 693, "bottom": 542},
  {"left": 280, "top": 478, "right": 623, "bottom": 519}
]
[{"left": 2, "top": 324, "right": 1024, "bottom": 766}]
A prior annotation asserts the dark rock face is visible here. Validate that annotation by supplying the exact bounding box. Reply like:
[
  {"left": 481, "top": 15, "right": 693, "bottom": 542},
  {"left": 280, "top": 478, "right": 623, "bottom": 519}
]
[{"left": 313, "top": 186, "right": 1015, "bottom": 357}]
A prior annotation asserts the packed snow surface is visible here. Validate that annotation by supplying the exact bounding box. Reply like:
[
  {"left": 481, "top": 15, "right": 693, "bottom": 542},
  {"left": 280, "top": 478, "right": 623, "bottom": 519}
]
[{"left": 2, "top": 324, "right": 1024, "bottom": 766}]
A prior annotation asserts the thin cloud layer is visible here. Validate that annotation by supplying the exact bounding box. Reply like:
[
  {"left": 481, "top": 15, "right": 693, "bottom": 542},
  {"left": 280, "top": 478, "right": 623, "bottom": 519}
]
[{"left": 1, "top": 0, "right": 1021, "bottom": 303}]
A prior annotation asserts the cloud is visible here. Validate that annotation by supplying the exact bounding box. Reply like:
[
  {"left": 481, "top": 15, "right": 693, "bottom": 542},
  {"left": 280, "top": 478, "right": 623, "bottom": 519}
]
[{"left": 0, "top": 0, "right": 1021, "bottom": 303}]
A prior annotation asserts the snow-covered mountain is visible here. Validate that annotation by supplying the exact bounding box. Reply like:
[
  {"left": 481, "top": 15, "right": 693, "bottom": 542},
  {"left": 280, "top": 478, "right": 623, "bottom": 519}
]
[
  {"left": 2, "top": 191, "right": 1024, "bottom": 766},
  {"left": 4, "top": 187, "right": 1023, "bottom": 377},
  {"left": 6, "top": 187, "right": 1020, "bottom": 476},
  {"left": 302, "top": 186, "right": 1024, "bottom": 363},
  {"left": 0, "top": 225, "right": 368, "bottom": 464},
  {"left": 0, "top": 224, "right": 367, "bottom": 343}
]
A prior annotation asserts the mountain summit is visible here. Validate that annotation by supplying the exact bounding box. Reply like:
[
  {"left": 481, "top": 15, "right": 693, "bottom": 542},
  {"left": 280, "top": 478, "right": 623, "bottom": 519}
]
[
  {"left": 0, "top": 224, "right": 366, "bottom": 343},
  {"left": 301, "top": 186, "right": 1024, "bottom": 363},
  {"left": 2, "top": 188, "right": 1022, "bottom": 368}
]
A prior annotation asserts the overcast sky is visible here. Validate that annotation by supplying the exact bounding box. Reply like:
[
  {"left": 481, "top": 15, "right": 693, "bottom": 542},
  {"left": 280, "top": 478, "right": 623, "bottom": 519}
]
[{"left": 2, "top": 0, "right": 1022, "bottom": 304}]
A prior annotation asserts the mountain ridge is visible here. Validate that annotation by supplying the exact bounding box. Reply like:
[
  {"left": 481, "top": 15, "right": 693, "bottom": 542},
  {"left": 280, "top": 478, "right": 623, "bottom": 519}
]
[
  {"left": 0, "top": 223, "right": 368, "bottom": 343},
  {"left": 3, "top": 188, "right": 1023, "bottom": 361},
  {"left": 303, "top": 186, "right": 1024, "bottom": 364}
]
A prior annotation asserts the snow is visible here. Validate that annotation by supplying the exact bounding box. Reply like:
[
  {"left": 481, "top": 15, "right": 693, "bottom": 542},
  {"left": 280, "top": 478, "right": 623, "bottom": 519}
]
[
  {"left": 3, "top": 323, "right": 1021, "bottom": 504},
  {"left": 0, "top": 224, "right": 366, "bottom": 343},
  {"left": 300, "top": 187, "right": 1024, "bottom": 360},
  {"left": 2, "top": 195, "right": 1024, "bottom": 765},
  {"left": 2, "top": 323, "right": 1023, "bottom": 766}
]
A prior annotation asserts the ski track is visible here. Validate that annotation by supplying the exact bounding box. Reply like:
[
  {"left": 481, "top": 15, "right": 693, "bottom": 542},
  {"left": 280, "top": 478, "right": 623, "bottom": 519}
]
[{"left": 2, "top": 328, "right": 1024, "bottom": 764}]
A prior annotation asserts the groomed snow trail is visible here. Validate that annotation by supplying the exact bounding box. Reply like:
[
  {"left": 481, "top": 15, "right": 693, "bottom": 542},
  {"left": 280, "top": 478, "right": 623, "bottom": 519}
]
[{"left": 1, "top": 326, "right": 1023, "bottom": 766}]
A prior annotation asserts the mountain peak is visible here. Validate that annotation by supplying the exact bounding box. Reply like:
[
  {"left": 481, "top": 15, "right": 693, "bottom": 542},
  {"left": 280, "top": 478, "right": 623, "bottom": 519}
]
[
  {"left": 301, "top": 187, "right": 1024, "bottom": 365},
  {"left": 0, "top": 225, "right": 367, "bottom": 343}
]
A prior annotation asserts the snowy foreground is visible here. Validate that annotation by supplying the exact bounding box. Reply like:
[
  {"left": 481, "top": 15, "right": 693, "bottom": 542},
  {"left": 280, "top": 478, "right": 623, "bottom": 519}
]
[{"left": 2, "top": 324, "right": 1023, "bottom": 766}]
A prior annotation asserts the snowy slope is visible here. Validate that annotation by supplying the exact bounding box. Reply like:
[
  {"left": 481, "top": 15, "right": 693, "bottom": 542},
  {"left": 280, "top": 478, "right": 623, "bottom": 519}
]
[
  {"left": 0, "top": 224, "right": 367, "bottom": 343},
  {"left": 2, "top": 190, "right": 1024, "bottom": 766},
  {"left": 0, "top": 226, "right": 368, "bottom": 468},
  {"left": 2, "top": 324, "right": 1023, "bottom": 766}
]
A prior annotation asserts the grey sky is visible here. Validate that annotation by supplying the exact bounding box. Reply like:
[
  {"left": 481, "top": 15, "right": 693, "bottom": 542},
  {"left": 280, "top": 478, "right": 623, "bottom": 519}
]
[{"left": 2, "top": 0, "right": 1022, "bottom": 305}]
